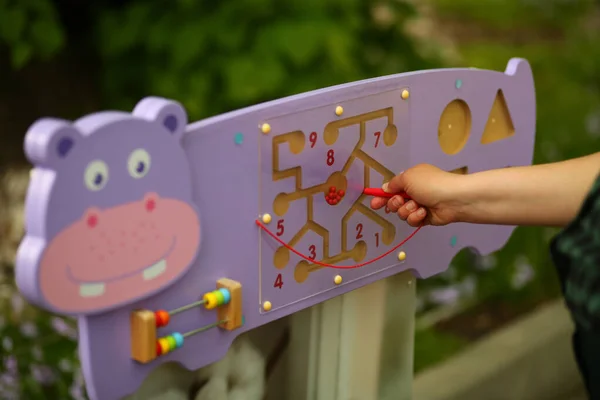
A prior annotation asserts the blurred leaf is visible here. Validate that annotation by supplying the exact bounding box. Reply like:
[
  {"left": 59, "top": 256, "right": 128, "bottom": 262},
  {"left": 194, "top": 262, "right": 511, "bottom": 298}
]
[{"left": 11, "top": 42, "right": 33, "bottom": 69}]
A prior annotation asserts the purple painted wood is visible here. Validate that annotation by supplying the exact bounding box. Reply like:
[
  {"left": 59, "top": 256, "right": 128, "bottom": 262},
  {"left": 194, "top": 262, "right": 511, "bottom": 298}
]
[{"left": 15, "top": 58, "right": 535, "bottom": 400}]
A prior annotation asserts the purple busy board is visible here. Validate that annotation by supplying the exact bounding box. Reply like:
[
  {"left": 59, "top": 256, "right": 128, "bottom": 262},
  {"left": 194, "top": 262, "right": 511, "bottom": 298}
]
[{"left": 15, "top": 58, "right": 535, "bottom": 400}]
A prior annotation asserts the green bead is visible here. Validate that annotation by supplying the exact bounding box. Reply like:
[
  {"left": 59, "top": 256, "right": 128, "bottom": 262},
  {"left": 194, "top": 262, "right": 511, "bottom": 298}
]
[{"left": 213, "top": 290, "right": 225, "bottom": 306}]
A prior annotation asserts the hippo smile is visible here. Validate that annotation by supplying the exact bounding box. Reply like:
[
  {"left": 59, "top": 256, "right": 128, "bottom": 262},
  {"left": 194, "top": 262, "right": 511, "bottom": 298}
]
[{"left": 66, "top": 236, "right": 177, "bottom": 298}]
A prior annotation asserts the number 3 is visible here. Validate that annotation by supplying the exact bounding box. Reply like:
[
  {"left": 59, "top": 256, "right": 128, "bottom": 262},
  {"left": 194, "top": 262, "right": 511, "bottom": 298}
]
[{"left": 309, "top": 245, "right": 316, "bottom": 259}]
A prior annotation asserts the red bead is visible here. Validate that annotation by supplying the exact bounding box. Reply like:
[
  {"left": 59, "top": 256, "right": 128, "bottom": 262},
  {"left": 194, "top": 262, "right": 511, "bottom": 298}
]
[
  {"left": 336, "top": 195, "right": 341, "bottom": 201},
  {"left": 156, "top": 342, "right": 162, "bottom": 356},
  {"left": 155, "top": 310, "right": 170, "bottom": 327},
  {"left": 329, "top": 186, "right": 336, "bottom": 192},
  {"left": 338, "top": 190, "right": 345, "bottom": 196},
  {"left": 332, "top": 199, "right": 338, "bottom": 205}
]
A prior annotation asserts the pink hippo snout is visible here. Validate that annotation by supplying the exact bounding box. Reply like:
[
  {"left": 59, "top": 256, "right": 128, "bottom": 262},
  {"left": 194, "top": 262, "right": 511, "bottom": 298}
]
[{"left": 39, "top": 193, "right": 200, "bottom": 314}]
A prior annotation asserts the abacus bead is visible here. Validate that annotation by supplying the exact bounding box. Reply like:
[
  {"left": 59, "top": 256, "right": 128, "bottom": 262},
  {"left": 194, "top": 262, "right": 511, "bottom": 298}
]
[
  {"left": 158, "top": 338, "right": 170, "bottom": 354},
  {"left": 166, "top": 335, "right": 177, "bottom": 351},
  {"left": 155, "top": 310, "right": 169, "bottom": 327},
  {"left": 218, "top": 288, "right": 231, "bottom": 305},
  {"left": 156, "top": 342, "right": 163, "bottom": 356},
  {"left": 213, "top": 289, "right": 225, "bottom": 306},
  {"left": 203, "top": 292, "right": 218, "bottom": 309},
  {"left": 172, "top": 332, "right": 184, "bottom": 348}
]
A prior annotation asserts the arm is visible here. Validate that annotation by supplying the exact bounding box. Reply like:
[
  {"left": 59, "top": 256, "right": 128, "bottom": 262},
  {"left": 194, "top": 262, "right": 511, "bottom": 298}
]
[{"left": 454, "top": 153, "right": 600, "bottom": 227}]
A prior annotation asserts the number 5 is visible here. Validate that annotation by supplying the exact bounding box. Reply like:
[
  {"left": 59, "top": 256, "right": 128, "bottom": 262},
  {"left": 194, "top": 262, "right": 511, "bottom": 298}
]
[{"left": 276, "top": 220, "right": 285, "bottom": 236}]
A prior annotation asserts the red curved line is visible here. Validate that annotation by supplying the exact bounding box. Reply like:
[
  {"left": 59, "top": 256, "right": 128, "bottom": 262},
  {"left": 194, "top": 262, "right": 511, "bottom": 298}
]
[{"left": 255, "top": 219, "right": 423, "bottom": 269}]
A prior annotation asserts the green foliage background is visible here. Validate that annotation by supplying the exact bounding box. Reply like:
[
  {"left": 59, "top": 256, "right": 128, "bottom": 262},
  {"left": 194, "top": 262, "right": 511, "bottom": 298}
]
[{"left": 0, "top": 0, "right": 599, "bottom": 397}]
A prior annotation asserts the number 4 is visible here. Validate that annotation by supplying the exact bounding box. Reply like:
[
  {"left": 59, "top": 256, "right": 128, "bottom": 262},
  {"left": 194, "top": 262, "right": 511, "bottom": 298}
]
[{"left": 274, "top": 273, "right": 283, "bottom": 289}]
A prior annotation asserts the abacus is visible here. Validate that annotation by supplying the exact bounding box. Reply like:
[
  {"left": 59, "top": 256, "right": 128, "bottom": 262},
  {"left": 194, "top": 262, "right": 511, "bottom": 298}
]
[{"left": 130, "top": 278, "right": 242, "bottom": 363}]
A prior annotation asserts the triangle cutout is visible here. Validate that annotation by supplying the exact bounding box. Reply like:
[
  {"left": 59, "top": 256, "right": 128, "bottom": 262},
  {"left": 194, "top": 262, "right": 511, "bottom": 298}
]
[{"left": 481, "top": 89, "right": 515, "bottom": 144}]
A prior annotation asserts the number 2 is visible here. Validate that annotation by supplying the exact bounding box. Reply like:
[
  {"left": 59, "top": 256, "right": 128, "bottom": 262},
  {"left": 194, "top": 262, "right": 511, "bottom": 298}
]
[
  {"left": 309, "top": 245, "right": 316, "bottom": 260},
  {"left": 374, "top": 131, "right": 381, "bottom": 147},
  {"left": 277, "top": 220, "right": 284, "bottom": 236},
  {"left": 356, "top": 223, "right": 363, "bottom": 239},
  {"left": 274, "top": 273, "right": 283, "bottom": 289},
  {"left": 326, "top": 149, "right": 335, "bottom": 166}
]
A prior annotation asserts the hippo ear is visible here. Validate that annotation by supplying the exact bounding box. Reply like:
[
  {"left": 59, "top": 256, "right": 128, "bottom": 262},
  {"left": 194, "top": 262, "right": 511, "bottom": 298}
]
[
  {"left": 132, "top": 97, "right": 188, "bottom": 141},
  {"left": 24, "top": 118, "right": 82, "bottom": 168}
]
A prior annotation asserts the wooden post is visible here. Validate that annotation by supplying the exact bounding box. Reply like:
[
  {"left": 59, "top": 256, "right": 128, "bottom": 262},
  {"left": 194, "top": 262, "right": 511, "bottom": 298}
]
[{"left": 288, "top": 271, "right": 416, "bottom": 400}]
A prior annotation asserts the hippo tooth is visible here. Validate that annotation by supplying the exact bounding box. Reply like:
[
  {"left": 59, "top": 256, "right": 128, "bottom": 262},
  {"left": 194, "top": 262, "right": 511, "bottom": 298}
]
[
  {"left": 79, "top": 283, "right": 105, "bottom": 298},
  {"left": 143, "top": 259, "right": 166, "bottom": 281}
]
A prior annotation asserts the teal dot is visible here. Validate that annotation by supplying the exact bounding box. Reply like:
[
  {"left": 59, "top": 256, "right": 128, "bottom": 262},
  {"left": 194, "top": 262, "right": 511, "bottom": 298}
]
[
  {"left": 234, "top": 132, "right": 244, "bottom": 145},
  {"left": 241, "top": 315, "right": 245, "bottom": 325},
  {"left": 455, "top": 79, "right": 463, "bottom": 89},
  {"left": 450, "top": 236, "right": 458, "bottom": 247}
]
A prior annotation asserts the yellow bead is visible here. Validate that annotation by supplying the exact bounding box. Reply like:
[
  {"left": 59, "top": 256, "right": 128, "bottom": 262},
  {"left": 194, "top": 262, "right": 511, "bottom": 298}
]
[
  {"left": 203, "top": 292, "right": 218, "bottom": 309},
  {"left": 398, "top": 251, "right": 406, "bottom": 261},
  {"left": 261, "top": 123, "right": 271, "bottom": 134},
  {"left": 263, "top": 301, "right": 272, "bottom": 312},
  {"left": 401, "top": 89, "right": 410, "bottom": 100},
  {"left": 335, "top": 106, "right": 343, "bottom": 116},
  {"left": 334, "top": 275, "right": 342, "bottom": 285},
  {"left": 262, "top": 214, "right": 272, "bottom": 224},
  {"left": 159, "top": 338, "right": 170, "bottom": 354}
]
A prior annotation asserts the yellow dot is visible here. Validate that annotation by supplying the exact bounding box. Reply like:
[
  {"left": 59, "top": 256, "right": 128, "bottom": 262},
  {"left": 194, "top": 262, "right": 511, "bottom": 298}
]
[
  {"left": 263, "top": 301, "right": 272, "bottom": 312},
  {"left": 262, "top": 213, "right": 272, "bottom": 224},
  {"left": 335, "top": 106, "right": 343, "bottom": 116},
  {"left": 261, "top": 123, "right": 271, "bottom": 134},
  {"left": 334, "top": 275, "right": 342, "bottom": 285},
  {"left": 398, "top": 251, "right": 406, "bottom": 261},
  {"left": 401, "top": 89, "right": 410, "bottom": 100},
  {"left": 29, "top": 169, "right": 35, "bottom": 178}
]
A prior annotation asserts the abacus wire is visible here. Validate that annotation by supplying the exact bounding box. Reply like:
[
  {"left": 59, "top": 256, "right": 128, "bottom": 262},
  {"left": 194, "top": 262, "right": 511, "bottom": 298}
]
[
  {"left": 168, "top": 299, "right": 206, "bottom": 316},
  {"left": 255, "top": 219, "right": 423, "bottom": 269},
  {"left": 182, "top": 319, "right": 228, "bottom": 338}
]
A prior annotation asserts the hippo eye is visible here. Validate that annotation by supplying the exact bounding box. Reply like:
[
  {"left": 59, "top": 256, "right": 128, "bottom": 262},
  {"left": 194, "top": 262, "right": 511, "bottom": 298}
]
[
  {"left": 127, "top": 148, "right": 151, "bottom": 179},
  {"left": 84, "top": 160, "right": 109, "bottom": 191}
]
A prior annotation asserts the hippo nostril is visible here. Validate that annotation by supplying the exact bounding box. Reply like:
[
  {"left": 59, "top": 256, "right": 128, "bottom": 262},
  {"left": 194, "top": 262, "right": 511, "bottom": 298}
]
[
  {"left": 145, "top": 198, "right": 156, "bottom": 212},
  {"left": 87, "top": 214, "right": 98, "bottom": 228}
]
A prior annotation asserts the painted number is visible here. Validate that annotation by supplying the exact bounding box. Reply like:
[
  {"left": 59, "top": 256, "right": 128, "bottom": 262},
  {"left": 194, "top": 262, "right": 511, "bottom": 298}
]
[
  {"left": 274, "top": 273, "right": 283, "bottom": 289},
  {"left": 374, "top": 131, "right": 381, "bottom": 147},
  {"left": 309, "top": 245, "right": 316, "bottom": 260},
  {"left": 309, "top": 131, "right": 317, "bottom": 148},
  {"left": 276, "top": 220, "right": 284, "bottom": 236},
  {"left": 375, "top": 232, "right": 379, "bottom": 247},
  {"left": 356, "top": 223, "right": 363, "bottom": 239},
  {"left": 326, "top": 149, "right": 335, "bottom": 166}
]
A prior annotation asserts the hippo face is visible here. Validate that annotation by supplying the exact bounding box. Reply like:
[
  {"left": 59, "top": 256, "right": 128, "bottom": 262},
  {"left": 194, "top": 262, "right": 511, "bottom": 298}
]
[{"left": 16, "top": 97, "right": 201, "bottom": 315}]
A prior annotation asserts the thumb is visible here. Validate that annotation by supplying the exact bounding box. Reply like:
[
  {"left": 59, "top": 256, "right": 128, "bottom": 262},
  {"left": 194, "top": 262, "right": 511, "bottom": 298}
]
[{"left": 383, "top": 172, "right": 406, "bottom": 194}]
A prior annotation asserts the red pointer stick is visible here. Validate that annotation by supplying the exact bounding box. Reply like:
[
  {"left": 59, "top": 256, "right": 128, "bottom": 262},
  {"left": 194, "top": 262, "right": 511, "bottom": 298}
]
[{"left": 363, "top": 188, "right": 411, "bottom": 200}]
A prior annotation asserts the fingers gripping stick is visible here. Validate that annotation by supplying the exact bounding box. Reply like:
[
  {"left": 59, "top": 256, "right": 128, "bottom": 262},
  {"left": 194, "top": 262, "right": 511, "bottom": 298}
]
[{"left": 362, "top": 187, "right": 411, "bottom": 200}]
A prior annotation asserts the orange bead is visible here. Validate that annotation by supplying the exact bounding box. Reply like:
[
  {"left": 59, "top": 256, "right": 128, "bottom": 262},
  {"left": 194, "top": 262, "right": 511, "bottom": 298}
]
[{"left": 155, "top": 310, "right": 170, "bottom": 327}]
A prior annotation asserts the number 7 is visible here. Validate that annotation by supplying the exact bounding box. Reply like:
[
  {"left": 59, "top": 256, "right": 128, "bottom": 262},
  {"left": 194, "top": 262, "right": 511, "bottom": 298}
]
[{"left": 374, "top": 131, "right": 381, "bottom": 147}]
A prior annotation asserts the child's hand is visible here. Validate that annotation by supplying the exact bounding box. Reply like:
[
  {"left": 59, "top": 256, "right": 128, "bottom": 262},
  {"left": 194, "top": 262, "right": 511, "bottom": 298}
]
[{"left": 370, "top": 164, "right": 464, "bottom": 227}]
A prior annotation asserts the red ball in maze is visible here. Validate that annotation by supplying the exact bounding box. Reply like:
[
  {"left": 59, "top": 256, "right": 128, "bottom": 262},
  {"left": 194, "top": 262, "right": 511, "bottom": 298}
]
[{"left": 325, "top": 186, "right": 345, "bottom": 205}]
